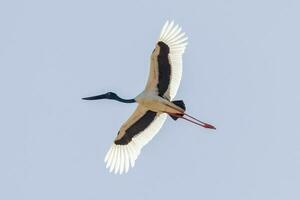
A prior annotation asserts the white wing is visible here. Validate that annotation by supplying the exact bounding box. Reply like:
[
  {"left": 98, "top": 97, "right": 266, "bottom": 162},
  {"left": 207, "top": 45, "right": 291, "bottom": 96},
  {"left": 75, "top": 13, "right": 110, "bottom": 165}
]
[
  {"left": 145, "top": 20, "right": 188, "bottom": 100},
  {"left": 104, "top": 106, "right": 167, "bottom": 174}
]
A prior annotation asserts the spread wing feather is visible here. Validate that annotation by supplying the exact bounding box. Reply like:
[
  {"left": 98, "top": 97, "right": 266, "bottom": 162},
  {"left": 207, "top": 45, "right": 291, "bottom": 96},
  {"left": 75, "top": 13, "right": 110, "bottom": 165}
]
[{"left": 104, "top": 106, "right": 167, "bottom": 174}]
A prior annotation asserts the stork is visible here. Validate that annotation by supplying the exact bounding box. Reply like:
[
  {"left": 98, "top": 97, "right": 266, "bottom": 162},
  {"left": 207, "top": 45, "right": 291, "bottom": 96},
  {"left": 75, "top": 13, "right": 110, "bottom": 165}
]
[{"left": 83, "top": 21, "right": 216, "bottom": 174}]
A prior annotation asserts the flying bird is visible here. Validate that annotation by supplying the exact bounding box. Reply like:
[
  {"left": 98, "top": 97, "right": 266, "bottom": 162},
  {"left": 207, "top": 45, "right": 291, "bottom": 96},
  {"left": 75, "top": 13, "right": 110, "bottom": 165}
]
[{"left": 83, "top": 21, "right": 216, "bottom": 174}]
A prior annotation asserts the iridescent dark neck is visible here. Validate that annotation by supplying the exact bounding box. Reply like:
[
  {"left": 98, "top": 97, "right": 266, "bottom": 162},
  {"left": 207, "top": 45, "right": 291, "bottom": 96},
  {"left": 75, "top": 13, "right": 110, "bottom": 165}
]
[
  {"left": 114, "top": 96, "right": 136, "bottom": 103},
  {"left": 82, "top": 92, "right": 135, "bottom": 103}
]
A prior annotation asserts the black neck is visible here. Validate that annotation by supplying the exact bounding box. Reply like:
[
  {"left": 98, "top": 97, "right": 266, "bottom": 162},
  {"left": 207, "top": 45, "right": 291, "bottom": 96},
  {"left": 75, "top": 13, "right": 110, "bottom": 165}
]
[
  {"left": 114, "top": 96, "right": 136, "bottom": 103},
  {"left": 82, "top": 93, "right": 136, "bottom": 103}
]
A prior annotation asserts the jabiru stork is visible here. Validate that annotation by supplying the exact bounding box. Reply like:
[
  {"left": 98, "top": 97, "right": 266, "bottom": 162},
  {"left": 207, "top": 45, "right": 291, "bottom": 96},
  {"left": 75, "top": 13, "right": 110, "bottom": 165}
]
[{"left": 83, "top": 21, "right": 216, "bottom": 174}]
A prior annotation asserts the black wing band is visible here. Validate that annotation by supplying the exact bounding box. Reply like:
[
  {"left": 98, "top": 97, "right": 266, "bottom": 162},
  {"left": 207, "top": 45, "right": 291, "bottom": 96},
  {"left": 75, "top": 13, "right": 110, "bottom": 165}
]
[
  {"left": 114, "top": 111, "right": 157, "bottom": 145},
  {"left": 157, "top": 41, "right": 171, "bottom": 97}
]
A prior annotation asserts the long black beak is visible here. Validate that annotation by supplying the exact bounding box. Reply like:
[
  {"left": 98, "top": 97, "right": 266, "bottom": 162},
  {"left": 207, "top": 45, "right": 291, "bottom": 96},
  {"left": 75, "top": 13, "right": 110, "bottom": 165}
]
[{"left": 82, "top": 94, "right": 106, "bottom": 100}]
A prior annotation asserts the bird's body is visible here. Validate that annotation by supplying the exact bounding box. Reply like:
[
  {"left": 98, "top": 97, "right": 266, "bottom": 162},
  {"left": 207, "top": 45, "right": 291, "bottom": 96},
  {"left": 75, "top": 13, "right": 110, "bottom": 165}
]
[
  {"left": 135, "top": 91, "right": 184, "bottom": 114},
  {"left": 83, "top": 21, "right": 215, "bottom": 174}
]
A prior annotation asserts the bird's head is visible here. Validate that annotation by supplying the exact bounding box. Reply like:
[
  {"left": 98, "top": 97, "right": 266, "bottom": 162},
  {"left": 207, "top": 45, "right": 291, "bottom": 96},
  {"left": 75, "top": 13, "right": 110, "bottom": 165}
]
[
  {"left": 104, "top": 92, "right": 118, "bottom": 99},
  {"left": 82, "top": 92, "right": 118, "bottom": 100}
]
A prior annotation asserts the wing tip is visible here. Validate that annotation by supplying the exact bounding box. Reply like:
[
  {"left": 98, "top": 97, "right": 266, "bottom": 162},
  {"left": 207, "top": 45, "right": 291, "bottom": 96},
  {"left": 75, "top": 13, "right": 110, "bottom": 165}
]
[
  {"left": 104, "top": 143, "right": 141, "bottom": 175},
  {"left": 158, "top": 20, "right": 188, "bottom": 50}
]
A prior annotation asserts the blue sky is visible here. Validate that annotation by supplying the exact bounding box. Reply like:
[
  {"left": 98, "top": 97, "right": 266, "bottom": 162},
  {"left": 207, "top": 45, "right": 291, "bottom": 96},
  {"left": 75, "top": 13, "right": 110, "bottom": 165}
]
[{"left": 1, "top": 0, "right": 300, "bottom": 199}]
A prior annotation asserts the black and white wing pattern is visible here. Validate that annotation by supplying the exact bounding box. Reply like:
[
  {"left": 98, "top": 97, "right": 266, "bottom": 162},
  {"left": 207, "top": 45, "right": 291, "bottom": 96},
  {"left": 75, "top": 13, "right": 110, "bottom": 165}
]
[
  {"left": 104, "top": 21, "right": 187, "bottom": 174},
  {"left": 104, "top": 106, "right": 167, "bottom": 174},
  {"left": 145, "top": 20, "right": 188, "bottom": 100}
]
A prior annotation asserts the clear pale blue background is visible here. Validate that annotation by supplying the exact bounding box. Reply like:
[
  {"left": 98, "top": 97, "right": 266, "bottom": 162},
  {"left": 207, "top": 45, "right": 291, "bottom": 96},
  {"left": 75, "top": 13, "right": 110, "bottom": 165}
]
[{"left": 1, "top": 0, "right": 299, "bottom": 199}]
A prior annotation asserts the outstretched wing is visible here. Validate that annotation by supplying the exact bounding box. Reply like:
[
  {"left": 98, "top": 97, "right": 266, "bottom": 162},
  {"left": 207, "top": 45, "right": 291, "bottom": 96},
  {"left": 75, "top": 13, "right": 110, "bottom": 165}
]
[
  {"left": 104, "top": 106, "right": 167, "bottom": 174},
  {"left": 145, "top": 21, "right": 188, "bottom": 100}
]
